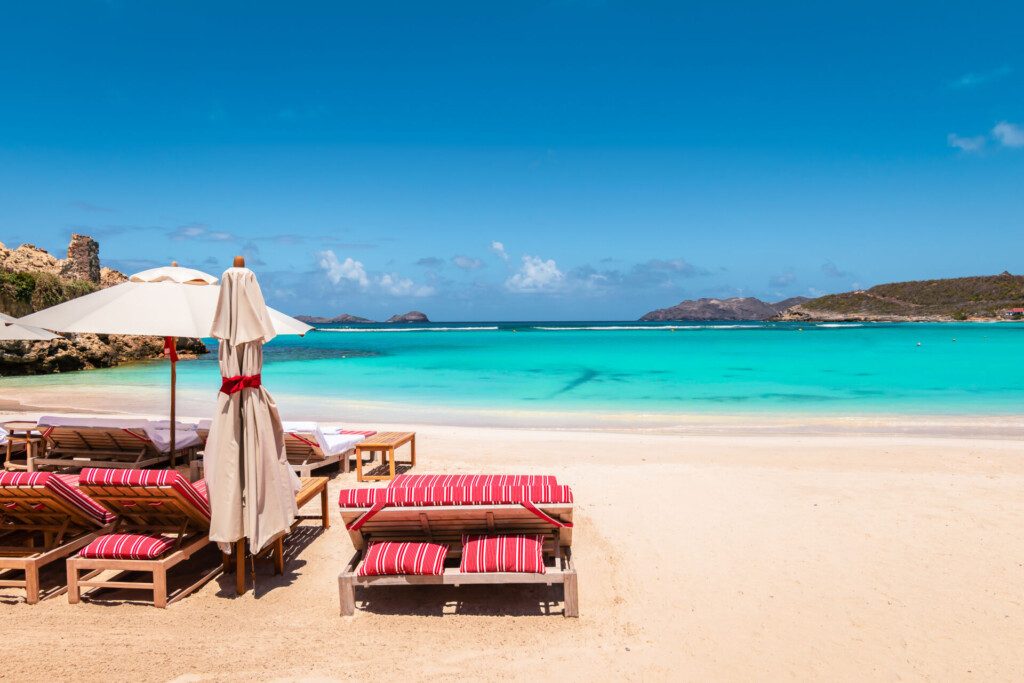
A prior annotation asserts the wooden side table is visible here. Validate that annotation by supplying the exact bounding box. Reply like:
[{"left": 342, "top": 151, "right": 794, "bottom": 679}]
[
  {"left": 3, "top": 421, "right": 43, "bottom": 472},
  {"left": 355, "top": 432, "right": 416, "bottom": 482}
]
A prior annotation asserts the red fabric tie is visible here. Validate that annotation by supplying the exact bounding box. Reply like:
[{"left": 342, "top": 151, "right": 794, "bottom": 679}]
[
  {"left": 220, "top": 374, "right": 262, "bottom": 395},
  {"left": 163, "top": 336, "right": 179, "bottom": 363}
]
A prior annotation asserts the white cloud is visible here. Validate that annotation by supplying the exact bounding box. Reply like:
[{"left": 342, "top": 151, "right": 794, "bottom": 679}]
[
  {"left": 992, "top": 121, "right": 1024, "bottom": 148},
  {"left": 947, "top": 133, "right": 986, "bottom": 153},
  {"left": 379, "top": 273, "right": 435, "bottom": 297},
  {"left": 490, "top": 241, "right": 508, "bottom": 261},
  {"left": 505, "top": 255, "right": 565, "bottom": 293},
  {"left": 318, "top": 250, "right": 369, "bottom": 289},
  {"left": 949, "top": 66, "right": 1012, "bottom": 89},
  {"left": 452, "top": 255, "right": 484, "bottom": 270}
]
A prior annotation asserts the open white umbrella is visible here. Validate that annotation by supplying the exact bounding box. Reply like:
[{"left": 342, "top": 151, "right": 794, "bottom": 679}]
[
  {"left": 203, "top": 259, "right": 299, "bottom": 564},
  {"left": 0, "top": 313, "right": 57, "bottom": 341},
  {"left": 19, "top": 260, "right": 311, "bottom": 451}
]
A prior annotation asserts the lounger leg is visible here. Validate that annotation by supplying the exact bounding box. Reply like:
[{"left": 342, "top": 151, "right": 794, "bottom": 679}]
[
  {"left": 320, "top": 485, "right": 330, "bottom": 528},
  {"left": 66, "top": 560, "right": 80, "bottom": 604},
  {"left": 24, "top": 561, "right": 41, "bottom": 605},
  {"left": 563, "top": 569, "right": 579, "bottom": 618},
  {"left": 274, "top": 537, "right": 285, "bottom": 575},
  {"left": 153, "top": 567, "right": 168, "bottom": 609},
  {"left": 235, "top": 540, "right": 247, "bottom": 595},
  {"left": 338, "top": 572, "right": 355, "bottom": 616}
]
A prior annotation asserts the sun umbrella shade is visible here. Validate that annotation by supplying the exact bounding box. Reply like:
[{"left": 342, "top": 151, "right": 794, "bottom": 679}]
[
  {"left": 203, "top": 267, "right": 299, "bottom": 554},
  {"left": 0, "top": 313, "right": 57, "bottom": 341},
  {"left": 18, "top": 265, "right": 311, "bottom": 338}
]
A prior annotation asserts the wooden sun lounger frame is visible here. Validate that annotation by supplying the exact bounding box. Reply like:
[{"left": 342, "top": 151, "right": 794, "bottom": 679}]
[
  {"left": 0, "top": 485, "right": 115, "bottom": 604},
  {"left": 337, "top": 501, "right": 578, "bottom": 617},
  {"left": 35, "top": 425, "right": 196, "bottom": 471},
  {"left": 66, "top": 479, "right": 220, "bottom": 608}
]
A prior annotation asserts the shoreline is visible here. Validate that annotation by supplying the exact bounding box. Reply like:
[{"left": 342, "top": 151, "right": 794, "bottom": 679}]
[{"left": 3, "top": 385, "right": 1022, "bottom": 439}]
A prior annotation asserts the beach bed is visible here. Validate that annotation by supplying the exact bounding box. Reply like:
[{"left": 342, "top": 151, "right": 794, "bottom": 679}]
[
  {"left": 0, "top": 472, "right": 116, "bottom": 604},
  {"left": 34, "top": 416, "right": 202, "bottom": 471},
  {"left": 336, "top": 477, "right": 577, "bottom": 617},
  {"left": 67, "top": 468, "right": 222, "bottom": 608}
]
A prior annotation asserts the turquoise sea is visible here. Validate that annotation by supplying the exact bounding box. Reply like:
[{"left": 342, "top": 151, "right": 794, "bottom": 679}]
[{"left": 4, "top": 321, "right": 1024, "bottom": 416}]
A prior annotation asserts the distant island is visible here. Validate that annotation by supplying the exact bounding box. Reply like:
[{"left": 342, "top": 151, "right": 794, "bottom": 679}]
[
  {"left": 640, "top": 296, "right": 808, "bottom": 321},
  {"left": 385, "top": 310, "right": 430, "bottom": 323},
  {"left": 296, "top": 310, "right": 431, "bottom": 324},
  {"left": 640, "top": 273, "right": 1024, "bottom": 322},
  {"left": 295, "top": 313, "right": 373, "bottom": 324},
  {"left": 779, "top": 272, "right": 1024, "bottom": 322}
]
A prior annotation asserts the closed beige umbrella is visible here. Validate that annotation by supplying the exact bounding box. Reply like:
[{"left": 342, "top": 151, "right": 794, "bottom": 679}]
[{"left": 203, "top": 257, "right": 299, "bottom": 571}]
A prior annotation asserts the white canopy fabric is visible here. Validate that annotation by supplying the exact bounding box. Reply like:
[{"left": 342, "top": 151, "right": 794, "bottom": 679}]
[
  {"left": 0, "top": 312, "right": 57, "bottom": 341},
  {"left": 203, "top": 267, "right": 300, "bottom": 554},
  {"left": 19, "top": 265, "right": 311, "bottom": 338}
]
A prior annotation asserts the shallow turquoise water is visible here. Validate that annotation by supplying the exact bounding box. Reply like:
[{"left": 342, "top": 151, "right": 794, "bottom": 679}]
[{"left": 4, "top": 322, "right": 1024, "bottom": 415}]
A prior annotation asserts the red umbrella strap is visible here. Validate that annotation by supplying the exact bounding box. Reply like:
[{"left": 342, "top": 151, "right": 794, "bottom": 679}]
[
  {"left": 163, "top": 337, "right": 179, "bottom": 363},
  {"left": 220, "top": 374, "right": 262, "bottom": 395}
]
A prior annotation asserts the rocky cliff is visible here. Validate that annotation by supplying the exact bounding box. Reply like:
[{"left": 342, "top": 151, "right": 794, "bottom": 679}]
[
  {"left": 0, "top": 235, "right": 207, "bottom": 376},
  {"left": 640, "top": 297, "right": 799, "bottom": 321}
]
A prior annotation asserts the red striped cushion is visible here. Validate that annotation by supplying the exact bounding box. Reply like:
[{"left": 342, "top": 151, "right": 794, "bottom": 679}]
[
  {"left": 390, "top": 474, "right": 558, "bottom": 489},
  {"left": 79, "top": 468, "right": 210, "bottom": 519},
  {"left": 358, "top": 541, "right": 448, "bottom": 576},
  {"left": 460, "top": 534, "right": 546, "bottom": 574},
  {"left": 0, "top": 471, "right": 114, "bottom": 525},
  {"left": 80, "top": 533, "right": 175, "bottom": 560},
  {"left": 338, "top": 484, "right": 573, "bottom": 508}
]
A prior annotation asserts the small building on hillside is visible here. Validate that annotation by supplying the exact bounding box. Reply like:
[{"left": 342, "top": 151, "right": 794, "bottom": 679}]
[{"left": 1003, "top": 307, "right": 1024, "bottom": 319}]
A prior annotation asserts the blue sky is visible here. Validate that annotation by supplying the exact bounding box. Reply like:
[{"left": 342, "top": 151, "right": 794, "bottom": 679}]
[{"left": 1, "top": 1, "right": 1022, "bottom": 320}]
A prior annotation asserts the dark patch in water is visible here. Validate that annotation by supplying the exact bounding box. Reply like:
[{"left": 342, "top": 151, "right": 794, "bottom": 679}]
[
  {"left": 727, "top": 367, "right": 755, "bottom": 372},
  {"left": 549, "top": 369, "right": 600, "bottom": 397}
]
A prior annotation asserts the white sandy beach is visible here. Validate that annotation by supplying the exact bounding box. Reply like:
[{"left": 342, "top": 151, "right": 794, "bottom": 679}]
[{"left": 1, "top": 390, "right": 1023, "bottom": 681}]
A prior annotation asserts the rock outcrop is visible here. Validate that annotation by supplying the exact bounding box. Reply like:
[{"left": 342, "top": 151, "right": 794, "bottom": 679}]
[
  {"left": 60, "top": 233, "right": 101, "bottom": 283},
  {"left": 0, "top": 235, "right": 208, "bottom": 376},
  {"left": 385, "top": 311, "right": 430, "bottom": 323},
  {"left": 296, "top": 313, "right": 373, "bottom": 324}
]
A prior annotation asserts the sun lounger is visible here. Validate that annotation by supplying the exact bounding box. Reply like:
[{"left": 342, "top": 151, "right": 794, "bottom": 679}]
[
  {"left": 34, "top": 416, "right": 202, "bottom": 471},
  {"left": 283, "top": 421, "right": 366, "bottom": 477},
  {"left": 66, "top": 468, "right": 220, "bottom": 608},
  {"left": 0, "top": 472, "right": 116, "bottom": 604},
  {"left": 336, "top": 480, "right": 578, "bottom": 617}
]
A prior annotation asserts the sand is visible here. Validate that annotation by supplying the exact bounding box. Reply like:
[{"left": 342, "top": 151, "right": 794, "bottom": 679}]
[{"left": 2, "top": 401, "right": 1023, "bottom": 680}]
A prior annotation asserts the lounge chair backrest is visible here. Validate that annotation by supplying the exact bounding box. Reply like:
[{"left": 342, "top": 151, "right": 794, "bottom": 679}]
[
  {"left": 338, "top": 485, "right": 574, "bottom": 550},
  {"left": 41, "top": 425, "right": 162, "bottom": 457},
  {"left": 0, "top": 472, "right": 114, "bottom": 529},
  {"left": 78, "top": 469, "right": 210, "bottom": 532},
  {"left": 284, "top": 432, "right": 324, "bottom": 460}
]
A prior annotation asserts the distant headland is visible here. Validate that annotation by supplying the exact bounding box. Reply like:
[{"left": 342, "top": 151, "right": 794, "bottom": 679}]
[
  {"left": 640, "top": 273, "right": 1024, "bottom": 322},
  {"left": 296, "top": 310, "right": 431, "bottom": 324}
]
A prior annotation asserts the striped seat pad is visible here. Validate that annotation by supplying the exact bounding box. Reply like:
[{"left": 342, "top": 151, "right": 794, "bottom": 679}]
[
  {"left": 338, "top": 484, "right": 573, "bottom": 508},
  {"left": 358, "top": 541, "right": 449, "bottom": 577},
  {"left": 460, "top": 533, "right": 546, "bottom": 574},
  {"left": 79, "top": 468, "right": 210, "bottom": 519},
  {"left": 390, "top": 474, "right": 558, "bottom": 489},
  {"left": 80, "top": 533, "right": 175, "bottom": 560},
  {"left": 0, "top": 471, "right": 114, "bottom": 525}
]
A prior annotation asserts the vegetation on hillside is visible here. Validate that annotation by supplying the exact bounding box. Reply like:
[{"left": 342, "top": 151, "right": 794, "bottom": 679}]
[
  {"left": 798, "top": 272, "right": 1024, "bottom": 319},
  {"left": 0, "top": 270, "right": 98, "bottom": 317}
]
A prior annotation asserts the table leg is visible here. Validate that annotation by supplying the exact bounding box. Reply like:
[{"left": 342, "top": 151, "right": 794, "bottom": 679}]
[
  {"left": 388, "top": 447, "right": 396, "bottom": 480},
  {"left": 411, "top": 434, "right": 416, "bottom": 467},
  {"left": 356, "top": 448, "right": 364, "bottom": 482},
  {"left": 320, "top": 484, "right": 330, "bottom": 528}
]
